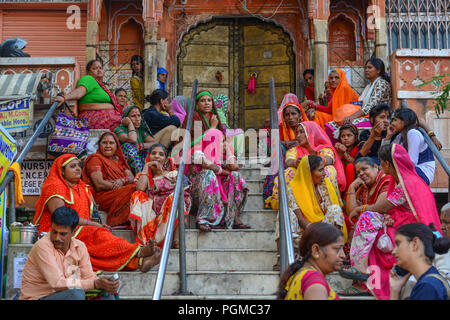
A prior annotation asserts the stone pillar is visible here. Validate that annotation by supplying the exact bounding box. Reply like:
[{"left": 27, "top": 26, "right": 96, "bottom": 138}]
[
  {"left": 313, "top": 19, "right": 328, "bottom": 102},
  {"left": 86, "top": 20, "right": 98, "bottom": 62},
  {"left": 375, "top": 17, "right": 388, "bottom": 65},
  {"left": 143, "top": 21, "right": 158, "bottom": 108}
]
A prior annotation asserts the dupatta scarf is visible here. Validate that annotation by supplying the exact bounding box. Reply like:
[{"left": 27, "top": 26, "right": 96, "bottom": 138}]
[
  {"left": 297, "top": 121, "right": 346, "bottom": 191},
  {"left": 279, "top": 102, "right": 309, "bottom": 142},
  {"left": 82, "top": 132, "right": 136, "bottom": 226},
  {"left": 390, "top": 143, "right": 441, "bottom": 232},
  {"left": 329, "top": 69, "right": 359, "bottom": 117},
  {"left": 114, "top": 105, "right": 150, "bottom": 144},
  {"left": 34, "top": 154, "right": 92, "bottom": 234},
  {"left": 289, "top": 156, "right": 347, "bottom": 240},
  {"left": 94, "top": 78, "right": 122, "bottom": 113}
]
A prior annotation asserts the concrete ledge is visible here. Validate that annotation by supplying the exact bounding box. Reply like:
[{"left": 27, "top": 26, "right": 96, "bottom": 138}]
[
  {"left": 394, "top": 49, "right": 450, "bottom": 57},
  {"left": 0, "top": 57, "right": 76, "bottom": 66}
]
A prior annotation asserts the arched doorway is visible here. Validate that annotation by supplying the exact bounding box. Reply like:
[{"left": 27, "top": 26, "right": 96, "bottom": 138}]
[{"left": 177, "top": 18, "right": 295, "bottom": 130}]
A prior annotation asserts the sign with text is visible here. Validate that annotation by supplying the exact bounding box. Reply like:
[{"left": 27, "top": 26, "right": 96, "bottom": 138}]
[
  {"left": 0, "top": 125, "right": 17, "bottom": 185},
  {"left": 0, "top": 98, "right": 32, "bottom": 132},
  {"left": 20, "top": 160, "right": 53, "bottom": 195}
]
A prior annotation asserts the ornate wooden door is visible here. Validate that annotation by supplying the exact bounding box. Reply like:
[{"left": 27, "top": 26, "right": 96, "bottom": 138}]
[{"left": 177, "top": 18, "right": 295, "bottom": 130}]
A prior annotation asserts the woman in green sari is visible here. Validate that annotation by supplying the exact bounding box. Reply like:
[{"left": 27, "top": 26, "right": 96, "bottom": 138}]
[{"left": 114, "top": 105, "right": 157, "bottom": 174}]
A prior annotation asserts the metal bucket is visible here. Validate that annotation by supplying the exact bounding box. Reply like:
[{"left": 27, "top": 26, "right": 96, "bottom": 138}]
[{"left": 10, "top": 225, "right": 38, "bottom": 244}]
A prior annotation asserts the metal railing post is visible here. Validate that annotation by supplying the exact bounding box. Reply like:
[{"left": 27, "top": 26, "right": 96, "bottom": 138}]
[
  {"left": 152, "top": 79, "right": 197, "bottom": 300},
  {"left": 8, "top": 180, "right": 15, "bottom": 225},
  {"left": 178, "top": 185, "right": 187, "bottom": 295},
  {"left": 269, "top": 77, "right": 295, "bottom": 274}
]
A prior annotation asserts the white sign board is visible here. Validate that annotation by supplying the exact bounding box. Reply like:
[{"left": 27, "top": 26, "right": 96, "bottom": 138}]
[
  {"left": 20, "top": 160, "right": 53, "bottom": 195},
  {"left": 14, "top": 257, "right": 27, "bottom": 288}
]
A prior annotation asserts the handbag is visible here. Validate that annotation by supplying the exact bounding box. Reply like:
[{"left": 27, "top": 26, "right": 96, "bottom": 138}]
[
  {"left": 377, "top": 225, "right": 394, "bottom": 253},
  {"left": 47, "top": 103, "right": 89, "bottom": 157}
]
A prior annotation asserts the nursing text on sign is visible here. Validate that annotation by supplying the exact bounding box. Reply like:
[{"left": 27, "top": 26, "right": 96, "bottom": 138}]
[{"left": 20, "top": 160, "right": 53, "bottom": 195}]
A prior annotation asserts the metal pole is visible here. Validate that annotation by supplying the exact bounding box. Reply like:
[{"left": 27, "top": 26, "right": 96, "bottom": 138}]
[
  {"left": 269, "top": 77, "right": 295, "bottom": 274},
  {"left": 178, "top": 185, "right": 187, "bottom": 295},
  {"left": 152, "top": 79, "right": 197, "bottom": 300},
  {"left": 8, "top": 180, "right": 15, "bottom": 225}
]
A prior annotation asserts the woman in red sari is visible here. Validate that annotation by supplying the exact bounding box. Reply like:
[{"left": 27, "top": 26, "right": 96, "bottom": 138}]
[
  {"left": 82, "top": 132, "right": 136, "bottom": 226},
  {"left": 33, "top": 154, "right": 161, "bottom": 272}
]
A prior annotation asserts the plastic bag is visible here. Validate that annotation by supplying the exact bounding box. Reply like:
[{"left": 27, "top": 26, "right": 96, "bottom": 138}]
[{"left": 377, "top": 225, "right": 394, "bottom": 253}]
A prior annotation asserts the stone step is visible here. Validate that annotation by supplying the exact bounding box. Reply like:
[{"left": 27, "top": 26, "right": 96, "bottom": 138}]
[
  {"left": 240, "top": 209, "right": 276, "bottom": 230},
  {"left": 240, "top": 167, "right": 271, "bottom": 181},
  {"left": 103, "top": 270, "right": 280, "bottom": 296},
  {"left": 244, "top": 192, "right": 265, "bottom": 210},
  {"left": 159, "top": 248, "right": 277, "bottom": 272},
  {"left": 246, "top": 179, "right": 264, "bottom": 194},
  {"left": 103, "top": 270, "right": 375, "bottom": 299},
  {"left": 112, "top": 229, "right": 277, "bottom": 250}
]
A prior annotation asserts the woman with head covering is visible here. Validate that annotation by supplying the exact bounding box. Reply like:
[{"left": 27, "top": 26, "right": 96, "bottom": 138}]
[
  {"left": 343, "top": 143, "right": 441, "bottom": 299},
  {"left": 34, "top": 154, "right": 161, "bottom": 273},
  {"left": 114, "top": 105, "right": 157, "bottom": 174},
  {"left": 53, "top": 59, "right": 123, "bottom": 131},
  {"left": 273, "top": 155, "right": 347, "bottom": 270},
  {"left": 130, "top": 55, "right": 145, "bottom": 110},
  {"left": 324, "top": 58, "right": 392, "bottom": 138},
  {"left": 174, "top": 90, "right": 249, "bottom": 231},
  {"left": 308, "top": 69, "right": 359, "bottom": 130},
  {"left": 171, "top": 96, "right": 190, "bottom": 123},
  {"left": 82, "top": 132, "right": 136, "bottom": 227},
  {"left": 130, "top": 144, "right": 191, "bottom": 249},
  {"left": 156, "top": 67, "right": 168, "bottom": 91},
  {"left": 263, "top": 100, "right": 309, "bottom": 208},
  {"left": 265, "top": 121, "right": 346, "bottom": 210}
]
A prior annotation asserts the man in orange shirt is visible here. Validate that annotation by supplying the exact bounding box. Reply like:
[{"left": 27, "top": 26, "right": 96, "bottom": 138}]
[{"left": 19, "top": 206, "right": 119, "bottom": 300}]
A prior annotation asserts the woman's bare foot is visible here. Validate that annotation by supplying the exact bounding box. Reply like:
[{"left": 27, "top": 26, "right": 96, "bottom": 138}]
[
  {"left": 138, "top": 239, "right": 156, "bottom": 258},
  {"left": 140, "top": 249, "right": 162, "bottom": 273}
]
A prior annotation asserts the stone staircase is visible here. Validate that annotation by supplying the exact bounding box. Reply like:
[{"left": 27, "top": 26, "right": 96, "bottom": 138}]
[{"left": 5, "top": 159, "right": 373, "bottom": 300}]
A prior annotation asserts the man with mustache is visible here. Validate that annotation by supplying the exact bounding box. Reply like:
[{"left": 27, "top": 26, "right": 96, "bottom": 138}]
[{"left": 20, "top": 207, "right": 119, "bottom": 300}]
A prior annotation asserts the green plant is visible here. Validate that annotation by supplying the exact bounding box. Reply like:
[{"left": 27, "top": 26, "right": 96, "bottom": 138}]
[{"left": 417, "top": 73, "right": 450, "bottom": 117}]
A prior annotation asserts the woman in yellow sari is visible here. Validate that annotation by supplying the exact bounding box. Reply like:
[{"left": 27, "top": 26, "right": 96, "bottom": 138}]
[{"left": 273, "top": 155, "right": 347, "bottom": 270}]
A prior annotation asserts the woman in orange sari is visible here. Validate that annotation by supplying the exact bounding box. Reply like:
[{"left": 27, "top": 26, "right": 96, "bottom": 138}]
[
  {"left": 33, "top": 154, "right": 161, "bottom": 272},
  {"left": 82, "top": 132, "right": 136, "bottom": 227},
  {"left": 310, "top": 69, "right": 359, "bottom": 129}
]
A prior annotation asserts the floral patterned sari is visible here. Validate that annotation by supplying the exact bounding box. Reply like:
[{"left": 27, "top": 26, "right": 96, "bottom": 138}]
[{"left": 350, "top": 144, "right": 441, "bottom": 300}]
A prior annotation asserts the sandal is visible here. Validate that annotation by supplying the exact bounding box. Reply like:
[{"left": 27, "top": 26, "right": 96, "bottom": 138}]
[
  {"left": 338, "top": 286, "right": 372, "bottom": 297},
  {"left": 338, "top": 266, "right": 369, "bottom": 282}
]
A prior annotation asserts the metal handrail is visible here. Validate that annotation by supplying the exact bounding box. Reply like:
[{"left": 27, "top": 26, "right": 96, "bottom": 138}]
[
  {"left": 152, "top": 79, "right": 198, "bottom": 300},
  {"left": 400, "top": 100, "right": 450, "bottom": 177},
  {"left": 0, "top": 101, "right": 60, "bottom": 222},
  {"left": 269, "top": 78, "right": 295, "bottom": 273}
]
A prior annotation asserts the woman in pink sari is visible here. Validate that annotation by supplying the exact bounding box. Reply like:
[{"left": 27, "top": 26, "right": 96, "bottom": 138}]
[
  {"left": 265, "top": 121, "right": 346, "bottom": 210},
  {"left": 345, "top": 143, "right": 441, "bottom": 299},
  {"left": 173, "top": 90, "right": 249, "bottom": 231}
]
